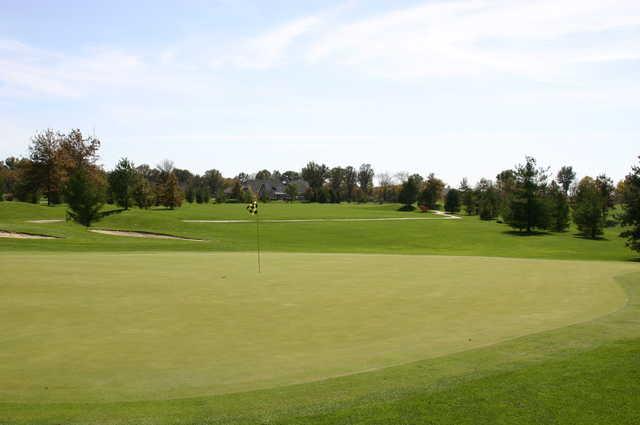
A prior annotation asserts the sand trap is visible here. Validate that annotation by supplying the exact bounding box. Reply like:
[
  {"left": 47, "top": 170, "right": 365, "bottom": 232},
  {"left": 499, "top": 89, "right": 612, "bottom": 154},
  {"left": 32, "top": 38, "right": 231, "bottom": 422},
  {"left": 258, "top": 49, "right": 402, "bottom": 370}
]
[
  {"left": 89, "top": 229, "right": 204, "bottom": 241},
  {"left": 25, "top": 219, "right": 64, "bottom": 224},
  {"left": 0, "top": 230, "right": 58, "bottom": 239}
]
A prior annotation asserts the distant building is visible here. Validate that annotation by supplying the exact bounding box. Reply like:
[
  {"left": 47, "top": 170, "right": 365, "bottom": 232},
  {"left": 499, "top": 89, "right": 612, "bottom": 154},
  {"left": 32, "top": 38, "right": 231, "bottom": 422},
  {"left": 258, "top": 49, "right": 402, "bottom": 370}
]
[{"left": 224, "top": 178, "right": 309, "bottom": 201}]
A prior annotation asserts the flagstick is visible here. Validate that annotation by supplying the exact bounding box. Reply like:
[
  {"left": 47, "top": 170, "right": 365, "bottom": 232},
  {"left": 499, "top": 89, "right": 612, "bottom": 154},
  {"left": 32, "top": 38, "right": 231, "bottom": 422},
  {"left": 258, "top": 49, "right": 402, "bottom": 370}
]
[{"left": 256, "top": 212, "right": 261, "bottom": 273}]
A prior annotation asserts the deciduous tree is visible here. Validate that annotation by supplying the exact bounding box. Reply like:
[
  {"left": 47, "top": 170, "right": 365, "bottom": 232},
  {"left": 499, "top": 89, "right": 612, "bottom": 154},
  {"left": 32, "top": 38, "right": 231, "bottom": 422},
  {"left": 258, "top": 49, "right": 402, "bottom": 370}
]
[
  {"left": 595, "top": 174, "right": 615, "bottom": 221},
  {"left": 285, "top": 183, "right": 298, "bottom": 202},
  {"left": 357, "top": 164, "right": 375, "bottom": 201},
  {"left": 556, "top": 166, "right": 576, "bottom": 195},
  {"left": 133, "top": 176, "right": 155, "bottom": 209},
  {"left": 329, "top": 167, "right": 345, "bottom": 203},
  {"left": 572, "top": 177, "right": 605, "bottom": 239},
  {"left": 28, "top": 129, "right": 62, "bottom": 205},
  {"left": 419, "top": 173, "right": 444, "bottom": 209},
  {"left": 301, "top": 161, "right": 328, "bottom": 202},
  {"left": 475, "top": 178, "right": 500, "bottom": 220}
]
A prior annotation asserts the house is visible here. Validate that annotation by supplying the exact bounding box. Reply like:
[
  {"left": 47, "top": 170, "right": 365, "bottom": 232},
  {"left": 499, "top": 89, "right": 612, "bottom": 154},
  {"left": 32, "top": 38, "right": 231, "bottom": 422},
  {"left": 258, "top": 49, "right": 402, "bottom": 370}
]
[
  {"left": 246, "top": 179, "right": 309, "bottom": 200},
  {"left": 223, "top": 178, "right": 309, "bottom": 201}
]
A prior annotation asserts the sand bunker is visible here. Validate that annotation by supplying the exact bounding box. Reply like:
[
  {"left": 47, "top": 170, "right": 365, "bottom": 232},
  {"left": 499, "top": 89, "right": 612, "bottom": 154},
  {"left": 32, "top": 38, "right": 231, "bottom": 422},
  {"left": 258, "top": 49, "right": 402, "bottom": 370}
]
[
  {"left": 25, "top": 219, "right": 64, "bottom": 224},
  {"left": 0, "top": 230, "right": 57, "bottom": 239},
  {"left": 89, "top": 229, "right": 204, "bottom": 241}
]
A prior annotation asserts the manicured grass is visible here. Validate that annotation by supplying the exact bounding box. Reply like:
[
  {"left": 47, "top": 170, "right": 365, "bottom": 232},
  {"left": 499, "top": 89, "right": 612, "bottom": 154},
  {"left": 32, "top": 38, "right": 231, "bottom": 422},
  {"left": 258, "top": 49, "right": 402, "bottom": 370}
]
[
  {"left": 0, "top": 201, "right": 635, "bottom": 261},
  {"left": 1, "top": 270, "right": 639, "bottom": 424},
  {"left": 1, "top": 252, "right": 630, "bottom": 403},
  {"left": 1, "top": 200, "right": 639, "bottom": 424}
]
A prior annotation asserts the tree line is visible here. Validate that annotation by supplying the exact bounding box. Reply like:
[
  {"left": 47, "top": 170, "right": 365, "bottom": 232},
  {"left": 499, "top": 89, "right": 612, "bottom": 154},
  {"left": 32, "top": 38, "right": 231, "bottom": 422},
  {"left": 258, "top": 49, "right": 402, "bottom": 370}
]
[{"left": 1, "top": 129, "right": 639, "bottom": 254}]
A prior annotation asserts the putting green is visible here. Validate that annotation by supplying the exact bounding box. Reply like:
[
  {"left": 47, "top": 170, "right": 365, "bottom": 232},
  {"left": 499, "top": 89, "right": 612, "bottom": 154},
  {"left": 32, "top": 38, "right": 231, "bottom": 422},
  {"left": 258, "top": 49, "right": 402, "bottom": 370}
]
[{"left": 0, "top": 252, "right": 632, "bottom": 403}]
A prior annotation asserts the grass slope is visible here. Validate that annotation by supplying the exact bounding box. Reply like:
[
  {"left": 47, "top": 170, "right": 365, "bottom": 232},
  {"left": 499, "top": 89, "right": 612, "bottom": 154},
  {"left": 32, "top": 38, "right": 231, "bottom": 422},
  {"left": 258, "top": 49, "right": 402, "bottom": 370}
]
[{"left": 0, "top": 201, "right": 635, "bottom": 261}]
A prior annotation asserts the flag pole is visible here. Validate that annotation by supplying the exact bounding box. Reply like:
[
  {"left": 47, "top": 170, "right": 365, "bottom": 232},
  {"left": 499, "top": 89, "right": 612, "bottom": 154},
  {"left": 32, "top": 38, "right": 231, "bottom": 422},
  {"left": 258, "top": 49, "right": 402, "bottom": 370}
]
[{"left": 256, "top": 209, "right": 261, "bottom": 273}]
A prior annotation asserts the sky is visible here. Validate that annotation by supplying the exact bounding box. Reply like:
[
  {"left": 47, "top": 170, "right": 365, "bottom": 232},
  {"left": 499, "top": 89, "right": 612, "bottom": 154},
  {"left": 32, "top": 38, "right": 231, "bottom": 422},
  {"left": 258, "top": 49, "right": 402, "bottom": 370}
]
[{"left": 1, "top": 0, "right": 639, "bottom": 185}]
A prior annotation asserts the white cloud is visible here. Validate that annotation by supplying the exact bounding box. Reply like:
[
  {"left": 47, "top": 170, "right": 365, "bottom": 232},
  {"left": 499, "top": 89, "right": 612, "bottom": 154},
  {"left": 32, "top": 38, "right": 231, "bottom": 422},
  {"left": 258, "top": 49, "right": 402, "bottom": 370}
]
[
  {"left": 1, "top": 0, "right": 639, "bottom": 99},
  {"left": 307, "top": 0, "right": 640, "bottom": 80},
  {"left": 227, "top": 16, "right": 321, "bottom": 69}
]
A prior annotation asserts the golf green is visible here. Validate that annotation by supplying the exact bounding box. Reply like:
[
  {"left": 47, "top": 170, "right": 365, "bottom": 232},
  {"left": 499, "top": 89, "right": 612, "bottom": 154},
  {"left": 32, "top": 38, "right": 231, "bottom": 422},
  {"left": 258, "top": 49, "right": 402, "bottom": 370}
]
[{"left": 0, "top": 252, "right": 632, "bottom": 403}]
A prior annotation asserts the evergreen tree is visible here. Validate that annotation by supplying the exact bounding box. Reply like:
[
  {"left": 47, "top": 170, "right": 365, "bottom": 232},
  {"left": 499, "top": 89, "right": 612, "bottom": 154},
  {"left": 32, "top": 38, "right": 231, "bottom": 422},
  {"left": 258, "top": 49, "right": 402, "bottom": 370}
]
[
  {"left": 504, "top": 157, "right": 550, "bottom": 232},
  {"left": 619, "top": 157, "right": 640, "bottom": 253},
  {"left": 460, "top": 178, "right": 475, "bottom": 215},
  {"left": 185, "top": 185, "right": 195, "bottom": 203},
  {"left": 64, "top": 167, "right": 106, "bottom": 226},
  {"left": 572, "top": 177, "right": 605, "bottom": 239},
  {"left": 548, "top": 181, "right": 570, "bottom": 231},
  {"left": 108, "top": 158, "right": 137, "bottom": 210},
  {"left": 398, "top": 174, "right": 420, "bottom": 211},
  {"left": 444, "top": 188, "right": 461, "bottom": 213}
]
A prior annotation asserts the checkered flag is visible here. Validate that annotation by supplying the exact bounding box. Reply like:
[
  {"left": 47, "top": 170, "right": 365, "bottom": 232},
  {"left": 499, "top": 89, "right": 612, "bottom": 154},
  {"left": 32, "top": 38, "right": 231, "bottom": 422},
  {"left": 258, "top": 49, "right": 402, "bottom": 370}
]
[
  {"left": 246, "top": 200, "right": 258, "bottom": 215},
  {"left": 246, "top": 201, "right": 261, "bottom": 271}
]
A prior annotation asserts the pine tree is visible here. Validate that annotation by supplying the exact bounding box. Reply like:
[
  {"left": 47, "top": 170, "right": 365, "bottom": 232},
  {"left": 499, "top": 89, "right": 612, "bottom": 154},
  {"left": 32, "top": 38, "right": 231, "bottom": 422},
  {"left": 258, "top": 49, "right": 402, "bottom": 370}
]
[
  {"left": 504, "top": 157, "right": 550, "bottom": 232},
  {"left": 619, "top": 157, "right": 640, "bottom": 252},
  {"left": 548, "top": 181, "right": 570, "bottom": 231},
  {"left": 459, "top": 178, "right": 475, "bottom": 215},
  {"left": 444, "top": 188, "right": 461, "bottom": 213},
  {"left": 65, "top": 167, "right": 106, "bottom": 226},
  {"left": 108, "top": 158, "right": 137, "bottom": 209}
]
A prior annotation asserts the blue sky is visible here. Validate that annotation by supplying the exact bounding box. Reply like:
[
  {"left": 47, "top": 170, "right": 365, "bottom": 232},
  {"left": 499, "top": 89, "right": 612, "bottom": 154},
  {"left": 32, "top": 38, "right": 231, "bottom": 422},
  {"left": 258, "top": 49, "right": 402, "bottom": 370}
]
[{"left": 1, "top": 0, "right": 639, "bottom": 184}]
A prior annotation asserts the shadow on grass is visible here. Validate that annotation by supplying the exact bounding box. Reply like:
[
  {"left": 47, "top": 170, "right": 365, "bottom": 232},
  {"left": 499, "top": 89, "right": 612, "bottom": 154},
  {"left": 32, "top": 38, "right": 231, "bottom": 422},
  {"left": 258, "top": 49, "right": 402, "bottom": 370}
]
[
  {"left": 397, "top": 205, "right": 416, "bottom": 212},
  {"left": 502, "top": 230, "right": 550, "bottom": 237},
  {"left": 573, "top": 233, "right": 609, "bottom": 241},
  {"left": 99, "top": 208, "right": 126, "bottom": 218}
]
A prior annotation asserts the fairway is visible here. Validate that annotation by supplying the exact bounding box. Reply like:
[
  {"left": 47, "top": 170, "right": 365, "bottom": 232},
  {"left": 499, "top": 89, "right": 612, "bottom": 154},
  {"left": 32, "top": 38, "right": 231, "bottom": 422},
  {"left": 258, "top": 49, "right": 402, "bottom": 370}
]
[{"left": 0, "top": 252, "right": 632, "bottom": 404}]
